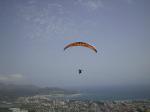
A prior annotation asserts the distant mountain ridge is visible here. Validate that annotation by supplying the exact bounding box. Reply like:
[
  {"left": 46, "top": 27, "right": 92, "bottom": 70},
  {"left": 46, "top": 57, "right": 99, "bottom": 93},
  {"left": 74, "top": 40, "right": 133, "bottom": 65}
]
[{"left": 0, "top": 83, "right": 77, "bottom": 101}]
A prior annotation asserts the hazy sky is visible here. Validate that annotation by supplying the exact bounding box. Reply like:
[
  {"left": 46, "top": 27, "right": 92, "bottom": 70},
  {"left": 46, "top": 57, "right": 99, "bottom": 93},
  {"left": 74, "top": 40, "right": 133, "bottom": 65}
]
[{"left": 0, "top": 0, "right": 150, "bottom": 88}]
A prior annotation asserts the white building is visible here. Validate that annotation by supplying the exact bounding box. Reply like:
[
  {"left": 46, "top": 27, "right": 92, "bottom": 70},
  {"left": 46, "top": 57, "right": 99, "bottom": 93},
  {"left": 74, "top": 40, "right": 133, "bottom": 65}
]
[{"left": 9, "top": 108, "right": 28, "bottom": 112}]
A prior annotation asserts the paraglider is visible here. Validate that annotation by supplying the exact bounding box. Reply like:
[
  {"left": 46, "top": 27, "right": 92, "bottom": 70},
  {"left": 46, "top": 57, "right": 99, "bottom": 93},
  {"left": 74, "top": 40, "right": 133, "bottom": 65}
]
[
  {"left": 78, "top": 69, "right": 83, "bottom": 74},
  {"left": 64, "top": 41, "right": 97, "bottom": 75},
  {"left": 64, "top": 42, "right": 97, "bottom": 53}
]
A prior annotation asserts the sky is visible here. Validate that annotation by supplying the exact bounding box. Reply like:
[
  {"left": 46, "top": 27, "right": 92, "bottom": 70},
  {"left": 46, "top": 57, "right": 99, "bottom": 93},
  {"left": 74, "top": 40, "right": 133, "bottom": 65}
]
[{"left": 0, "top": 0, "right": 150, "bottom": 88}]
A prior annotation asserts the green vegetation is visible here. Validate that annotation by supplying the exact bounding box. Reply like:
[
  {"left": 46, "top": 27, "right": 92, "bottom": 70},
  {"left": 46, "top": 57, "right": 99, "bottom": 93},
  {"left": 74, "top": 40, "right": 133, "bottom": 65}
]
[{"left": 0, "top": 108, "right": 11, "bottom": 112}]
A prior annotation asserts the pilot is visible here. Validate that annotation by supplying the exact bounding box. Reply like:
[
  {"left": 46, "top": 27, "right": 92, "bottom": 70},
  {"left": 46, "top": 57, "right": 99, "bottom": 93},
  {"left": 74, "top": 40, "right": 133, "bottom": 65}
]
[{"left": 78, "top": 69, "right": 83, "bottom": 74}]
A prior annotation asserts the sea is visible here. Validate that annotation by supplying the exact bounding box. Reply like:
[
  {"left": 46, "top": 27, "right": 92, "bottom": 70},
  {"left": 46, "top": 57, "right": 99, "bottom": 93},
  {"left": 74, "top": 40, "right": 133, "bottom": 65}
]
[{"left": 64, "top": 86, "right": 150, "bottom": 101}]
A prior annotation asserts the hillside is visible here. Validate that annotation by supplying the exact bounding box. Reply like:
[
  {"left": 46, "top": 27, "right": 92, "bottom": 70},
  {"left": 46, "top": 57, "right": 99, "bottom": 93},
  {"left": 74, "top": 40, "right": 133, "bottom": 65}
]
[{"left": 0, "top": 83, "right": 77, "bottom": 101}]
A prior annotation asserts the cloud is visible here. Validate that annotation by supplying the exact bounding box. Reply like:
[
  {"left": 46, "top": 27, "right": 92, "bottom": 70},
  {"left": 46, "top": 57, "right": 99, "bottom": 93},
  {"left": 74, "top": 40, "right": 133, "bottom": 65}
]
[
  {"left": 16, "top": 0, "right": 100, "bottom": 40},
  {"left": 77, "top": 0, "right": 103, "bottom": 10},
  {"left": 17, "top": 0, "right": 80, "bottom": 40},
  {"left": 0, "top": 74, "right": 24, "bottom": 84}
]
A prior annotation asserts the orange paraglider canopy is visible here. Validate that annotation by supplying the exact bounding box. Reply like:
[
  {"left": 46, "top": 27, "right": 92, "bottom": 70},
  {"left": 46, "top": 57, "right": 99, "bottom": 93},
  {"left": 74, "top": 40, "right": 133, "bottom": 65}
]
[{"left": 64, "top": 42, "right": 97, "bottom": 53}]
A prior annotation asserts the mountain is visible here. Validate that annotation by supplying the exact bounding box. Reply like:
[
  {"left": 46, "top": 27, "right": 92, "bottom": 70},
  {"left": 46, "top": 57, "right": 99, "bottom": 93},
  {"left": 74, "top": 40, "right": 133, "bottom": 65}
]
[
  {"left": 37, "top": 87, "right": 78, "bottom": 95},
  {"left": 0, "top": 83, "right": 39, "bottom": 101},
  {"left": 0, "top": 83, "right": 77, "bottom": 101}
]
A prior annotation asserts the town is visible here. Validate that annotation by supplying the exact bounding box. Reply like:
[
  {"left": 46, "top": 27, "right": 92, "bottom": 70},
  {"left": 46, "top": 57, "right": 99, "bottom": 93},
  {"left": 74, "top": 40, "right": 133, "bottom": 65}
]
[{"left": 1, "top": 95, "right": 149, "bottom": 112}]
